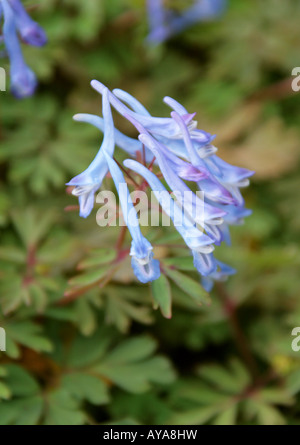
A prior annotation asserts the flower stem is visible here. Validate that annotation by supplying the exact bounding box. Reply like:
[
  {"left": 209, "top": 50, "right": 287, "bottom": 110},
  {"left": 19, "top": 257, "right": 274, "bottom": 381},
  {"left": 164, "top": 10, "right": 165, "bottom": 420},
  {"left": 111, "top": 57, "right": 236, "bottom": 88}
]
[{"left": 216, "top": 282, "right": 259, "bottom": 380}]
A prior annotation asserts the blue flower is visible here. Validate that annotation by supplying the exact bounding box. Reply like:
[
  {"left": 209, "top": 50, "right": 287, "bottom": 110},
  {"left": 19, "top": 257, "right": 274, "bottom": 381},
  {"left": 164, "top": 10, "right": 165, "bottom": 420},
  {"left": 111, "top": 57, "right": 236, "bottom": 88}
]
[
  {"left": 66, "top": 88, "right": 115, "bottom": 218},
  {"left": 8, "top": 0, "right": 47, "bottom": 46},
  {"left": 69, "top": 81, "right": 253, "bottom": 289},
  {"left": 103, "top": 152, "right": 160, "bottom": 284},
  {"left": 170, "top": 110, "right": 237, "bottom": 206},
  {"left": 0, "top": 0, "right": 46, "bottom": 98},
  {"left": 146, "top": 0, "right": 168, "bottom": 44},
  {"left": 202, "top": 261, "right": 236, "bottom": 292},
  {"left": 73, "top": 113, "right": 153, "bottom": 162},
  {"left": 124, "top": 113, "right": 226, "bottom": 228},
  {"left": 91, "top": 80, "right": 203, "bottom": 141},
  {"left": 124, "top": 158, "right": 216, "bottom": 276},
  {"left": 147, "top": 0, "right": 227, "bottom": 44}
]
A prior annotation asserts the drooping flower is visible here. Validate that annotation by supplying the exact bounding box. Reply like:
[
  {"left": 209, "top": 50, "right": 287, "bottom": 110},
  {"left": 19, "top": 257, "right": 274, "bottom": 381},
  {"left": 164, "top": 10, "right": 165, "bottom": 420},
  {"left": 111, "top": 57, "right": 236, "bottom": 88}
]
[
  {"left": 68, "top": 81, "right": 253, "bottom": 289},
  {"left": 123, "top": 113, "right": 226, "bottom": 228},
  {"left": 124, "top": 158, "right": 216, "bottom": 276},
  {"left": 8, "top": 0, "right": 47, "bottom": 46},
  {"left": 147, "top": 0, "right": 227, "bottom": 44},
  {"left": 73, "top": 113, "right": 153, "bottom": 163},
  {"left": 201, "top": 261, "right": 236, "bottom": 292},
  {"left": 0, "top": 0, "right": 47, "bottom": 98},
  {"left": 104, "top": 152, "right": 160, "bottom": 283},
  {"left": 91, "top": 80, "right": 207, "bottom": 142},
  {"left": 66, "top": 88, "right": 115, "bottom": 218},
  {"left": 67, "top": 89, "right": 160, "bottom": 283}
]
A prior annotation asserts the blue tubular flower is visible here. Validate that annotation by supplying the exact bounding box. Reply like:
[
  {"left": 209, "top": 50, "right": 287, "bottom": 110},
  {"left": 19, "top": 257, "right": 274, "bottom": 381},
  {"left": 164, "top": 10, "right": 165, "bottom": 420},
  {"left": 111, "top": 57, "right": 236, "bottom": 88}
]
[
  {"left": 91, "top": 80, "right": 201, "bottom": 141},
  {"left": 2, "top": 0, "right": 37, "bottom": 98},
  {"left": 203, "top": 155, "right": 255, "bottom": 206},
  {"left": 111, "top": 87, "right": 215, "bottom": 160},
  {"left": 124, "top": 159, "right": 216, "bottom": 276},
  {"left": 137, "top": 129, "right": 225, "bottom": 247},
  {"left": 66, "top": 89, "right": 115, "bottom": 218},
  {"left": 171, "top": 110, "right": 236, "bottom": 205},
  {"left": 146, "top": 0, "right": 227, "bottom": 44},
  {"left": 202, "top": 261, "right": 236, "bottom": 292},
  {"left": 8, "top": 0, "right": 47, "bottom": 46},
  {"left": 179, "top": 0, "right": 227, "bottom": 26},
  {"left": 73, "top": 113, "right": 154, "bottom": 162},
  {"left": 192, "top": 251, "right": 217, "bottom": 277},
  {"left": 124, "top": 159, "right": 214, "bottom": 253},
  {"left": 207, "top": 201, "right": 252, "bottom": 246},
  {"left": 103, "top": 152, "right": 160, "bottom": 284},
  {"left": 207, "top": 156, "right": 254, "bottom": 185},
  {"left": 69, "top": 81, "right": 253, "bottom": 289},
  {"left": 1, "top": 0, "right": 46, "bottom": 98},
  {"left": 113, "top": 88, "right": 216, "bottom": 165},
  {"left": 112, "top": 88, "right": 151, "bottom": 117},
  {"left": 161, "top": 96, "right": 217, "bottom": 159},
  {"left": 124, "top": 113, "right": 226, "bottom": 226},
  {"left": 146, "top": 0, "right": 168, "bottom": 44}
]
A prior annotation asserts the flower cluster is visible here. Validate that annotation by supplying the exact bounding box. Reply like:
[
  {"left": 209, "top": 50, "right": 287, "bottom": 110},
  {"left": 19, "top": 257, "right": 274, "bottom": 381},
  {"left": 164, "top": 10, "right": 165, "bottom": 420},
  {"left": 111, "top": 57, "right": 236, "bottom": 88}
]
[
  {"left": 67, "top": 80, "right": 253, "bottom": 289},
  {"left": 0, "top": 0, "right": 47, "bottom": 98},
  {"left": 147, "top": 0, "right": 227, "bottom": 44}
]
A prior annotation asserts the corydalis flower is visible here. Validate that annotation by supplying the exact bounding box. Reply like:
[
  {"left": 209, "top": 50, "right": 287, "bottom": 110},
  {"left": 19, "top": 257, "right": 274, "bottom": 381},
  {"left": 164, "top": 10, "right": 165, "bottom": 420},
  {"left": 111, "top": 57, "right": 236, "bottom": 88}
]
[
  {"left": 201, "top": 261, "right": 236, "bottom": 292},
  {"left": 104, "top": 153, "right": 160, "bottom": 284},
  {"left": 67, "top": 89, "right": 160, "bottom": 284},
  {"left": 124, "top": 158, "right": 216, "bottom": 277},
  {"left": 68, "top": 81, "right": 253, "bottom": 289},
  {"left": 147, "top": 0, "right": 227, "bottom": 44},
  {"left": 0, "top": 0, "right": 47, "bottom": 98},
  {"left": 66, "top": 88, "right": 115, "bottom": 218}
]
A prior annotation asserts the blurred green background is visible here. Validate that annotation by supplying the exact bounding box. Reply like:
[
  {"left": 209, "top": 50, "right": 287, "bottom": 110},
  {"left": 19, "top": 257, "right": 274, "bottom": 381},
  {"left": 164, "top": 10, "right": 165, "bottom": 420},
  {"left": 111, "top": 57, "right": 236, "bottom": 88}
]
[{"left": 0, "top": 0, "right": 300, "bottom": 425}]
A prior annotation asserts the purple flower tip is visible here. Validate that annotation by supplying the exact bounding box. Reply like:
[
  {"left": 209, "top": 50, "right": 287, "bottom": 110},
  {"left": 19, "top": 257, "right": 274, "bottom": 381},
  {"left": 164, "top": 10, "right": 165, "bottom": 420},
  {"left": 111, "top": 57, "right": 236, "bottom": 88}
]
[
  {"left": 20, "top": 24, "right": 47, "bottom": 47},
  {"left": 11, "top": 66, "right": 37, "bottom": 98}
]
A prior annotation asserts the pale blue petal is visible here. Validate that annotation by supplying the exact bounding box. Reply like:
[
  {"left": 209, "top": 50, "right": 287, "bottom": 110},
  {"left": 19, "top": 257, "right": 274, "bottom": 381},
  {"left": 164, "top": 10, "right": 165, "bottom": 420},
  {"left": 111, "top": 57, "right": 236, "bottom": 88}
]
[
  {"left": 131, "top": 254, "right": 161, "bottom": 284},
  {"left": 66, "top": 89, "right": 115, "bottom": 217},
  {"left": 192, "top": 251, "right": 217, "bottom": 276},
  {"left": 124, "top": 158, "right": 214, "bottom": 253},
  {"left": 113, "top": 89, "right": 151, "bottom": 116},
  {"left": 73, "top": 113, "right": 153, "bottom": 161},
  {"left": 104, "top": 153, "right": 160, "bottom": 283}
]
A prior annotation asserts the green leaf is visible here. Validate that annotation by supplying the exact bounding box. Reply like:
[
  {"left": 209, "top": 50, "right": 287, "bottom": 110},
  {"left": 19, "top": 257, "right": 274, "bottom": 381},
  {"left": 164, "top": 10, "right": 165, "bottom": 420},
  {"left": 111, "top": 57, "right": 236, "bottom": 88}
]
[
  {"left": 61, "top": 373, "right": 110, "bottom": 405},
  {"left": 0, "top": 396, "right": 43, "bottom": 425},
  {"left": 245, "top": 399, "right": 286, "bottom": 426},
  {"left": 151, "top": 274, "right": 172, "bottom": 318},
  {"left": 11, "top": 208, "right": 56, "bottom": 248},
  {"left": 286, "top": 370, "right": 300, "bottom": 396},
  {"left": 43, "top": 389, "right": 86, "bottom": 426},
  {"left": 162, "top": 256, "right": 195, "bottom": 271},
  {"left": 197, "top": 363, "right": 247, "bottom": 394},
  {"left": 75, "top": 299, "right": 97, "bottom": 336},
  {"left": 4, "top": 365, "right": 39, "bottom": 398},
  {"left": 164, "top": 268, "right": 210, "bottom": 305},
  {"left": 6, "top": 321, "right": 53, "bottom": 354},
  {"left": 12, "top": 396, "right": 44, "bottom": 426},
  {"left": 93, "top": 336, "right": 176, "bottom": 393},
  {"left": 68, "top": 265, "right": 111, "bottom": 287},
  {"left": 77, "top": 248, "right": 117, "bottom": 270},
  {"left": 103, "top": 284, "right": 154, "bottom": 331},
  {"left": 169, "top": 405, "right": 222, "bottom": 426},
  {"left": 0, "top": 381, "right": 11, "bottom": 400},
  {"left": 212, "top": 404, "right": 237, "bottom": 425}
]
